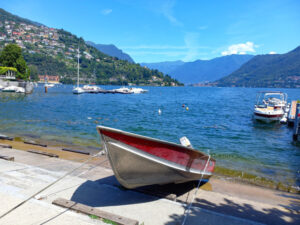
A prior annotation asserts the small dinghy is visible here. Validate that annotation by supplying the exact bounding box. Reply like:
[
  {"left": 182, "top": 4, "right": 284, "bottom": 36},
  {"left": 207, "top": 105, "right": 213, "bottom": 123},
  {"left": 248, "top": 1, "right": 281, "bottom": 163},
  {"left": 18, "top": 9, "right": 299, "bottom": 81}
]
[{"left": 97, "top": 126, "right": 215, "bottom": 189}]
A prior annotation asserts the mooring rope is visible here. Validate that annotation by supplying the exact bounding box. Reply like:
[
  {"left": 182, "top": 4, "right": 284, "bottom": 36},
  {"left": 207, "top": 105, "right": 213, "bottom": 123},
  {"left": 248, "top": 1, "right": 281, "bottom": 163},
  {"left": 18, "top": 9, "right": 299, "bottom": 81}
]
[
  {"left": 181, "top": 154, "right": 211, "bottom": 225},
  {"left": 0, "top": 150, "right": 105, "bottom": 220}
]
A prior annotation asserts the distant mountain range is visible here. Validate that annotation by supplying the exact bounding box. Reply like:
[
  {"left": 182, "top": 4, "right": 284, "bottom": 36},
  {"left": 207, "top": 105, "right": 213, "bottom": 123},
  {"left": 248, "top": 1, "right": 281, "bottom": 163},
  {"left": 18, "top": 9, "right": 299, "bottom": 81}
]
[
  {"left": 141, "top": 55, "right": 254, "bottom": 85},
  {"left": 215, "top": 46, "right": 300, "bottom": 88},
  {"left": 86, "top": 41, "right": 134, "bottom": 63},
  {"left": 140, "top": 60, "right": 185, "bottom": 75}
]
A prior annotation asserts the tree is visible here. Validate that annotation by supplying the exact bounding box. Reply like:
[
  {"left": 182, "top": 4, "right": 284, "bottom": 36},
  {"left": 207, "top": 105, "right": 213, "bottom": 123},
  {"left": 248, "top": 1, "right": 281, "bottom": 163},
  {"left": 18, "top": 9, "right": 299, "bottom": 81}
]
[
  {"left": 0, "top": 44, "right": 29, "bottom": 80},
  {"left": 28, "top": 65, "right": 39, "bottom": 81}
]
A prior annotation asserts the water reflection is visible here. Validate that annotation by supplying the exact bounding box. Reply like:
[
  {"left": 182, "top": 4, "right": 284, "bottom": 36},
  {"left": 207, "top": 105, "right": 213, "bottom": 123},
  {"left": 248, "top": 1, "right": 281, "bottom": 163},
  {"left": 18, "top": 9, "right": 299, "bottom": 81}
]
[{"left": 0, "top": 92, "right": 26, "bottom": 102}]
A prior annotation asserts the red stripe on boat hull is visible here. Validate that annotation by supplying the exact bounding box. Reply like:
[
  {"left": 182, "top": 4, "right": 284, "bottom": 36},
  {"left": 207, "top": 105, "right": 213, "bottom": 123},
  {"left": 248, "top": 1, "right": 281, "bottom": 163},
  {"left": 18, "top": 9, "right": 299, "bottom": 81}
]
[
  {"left": 100, "top": 129, "right": 215, "bottom": 173},
  {"left": 254, "top": 112, "right": 283, "bottom": 118}
]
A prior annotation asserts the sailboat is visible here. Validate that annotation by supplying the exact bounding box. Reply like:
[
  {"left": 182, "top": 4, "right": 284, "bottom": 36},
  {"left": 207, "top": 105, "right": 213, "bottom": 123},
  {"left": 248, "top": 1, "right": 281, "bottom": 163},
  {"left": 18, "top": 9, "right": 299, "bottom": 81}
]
[{"left": 72, "top": 47, "right": 85, "bottom": 94}]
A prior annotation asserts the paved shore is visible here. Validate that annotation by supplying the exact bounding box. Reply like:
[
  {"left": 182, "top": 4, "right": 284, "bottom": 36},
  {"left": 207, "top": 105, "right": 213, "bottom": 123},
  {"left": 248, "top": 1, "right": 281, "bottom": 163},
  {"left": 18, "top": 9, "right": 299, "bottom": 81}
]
[{"left": 0, "top": 142, "right": 299, "bottom": 225}]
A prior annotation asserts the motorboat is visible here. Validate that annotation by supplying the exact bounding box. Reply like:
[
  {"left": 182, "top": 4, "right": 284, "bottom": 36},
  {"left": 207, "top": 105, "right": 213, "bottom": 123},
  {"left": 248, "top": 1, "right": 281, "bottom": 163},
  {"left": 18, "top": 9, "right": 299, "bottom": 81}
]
[
  {"left": 97, "top": 126, "right": 215, "bottom": 189},
  {"left": 253, "top": 91, "right": 289, "bottom": 123},
  {"left": 82, "top": 85, "right": 102, "bottom": 93},
  {"left": 2, "top": 86, "right": 25, "bottom": 93},
  {"left": 113, "top": 87, "right": 134, "bottom": 94},
  {"left": 72, "top": 47, "right": 85, "bottom": 95},
  {"left": 44, "top": 83, "right": 55, "bottom": 88},
  {"left": 129, "top": 87, "right": 148, "bottom": 94}
]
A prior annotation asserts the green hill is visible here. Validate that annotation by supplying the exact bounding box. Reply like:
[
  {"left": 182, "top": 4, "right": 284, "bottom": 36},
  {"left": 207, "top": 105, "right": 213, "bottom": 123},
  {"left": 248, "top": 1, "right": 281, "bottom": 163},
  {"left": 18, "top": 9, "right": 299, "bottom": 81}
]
[
  {"left": 0, "top": 8, "right": 181, "bottom": 86},
  {"left": 215, "top": 46, "right": 300, "bottom": 88}
]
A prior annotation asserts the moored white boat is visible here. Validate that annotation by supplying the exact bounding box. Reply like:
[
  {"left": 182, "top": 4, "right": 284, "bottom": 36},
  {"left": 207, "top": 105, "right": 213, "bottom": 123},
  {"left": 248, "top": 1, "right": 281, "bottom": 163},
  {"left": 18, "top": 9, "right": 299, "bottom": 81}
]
[
  {"left": 130, "top": 87, "right": 148, "bottom": 94},
  {"left": 72, "top": 47, "right": 85, "bottom": 95},
  {"left": 253, "top": 91, "right": 288, "bottom": 123},
  {"left": 97, "top": 126, "right": 215, "bottom": 189},
  {"left": 82, "top": 85, "right": 102, "bottom": 93},
  {"left": 72, "top": 86, "right": 85, "bottom": 94},
  {"left": 2, "top": 86, "right": 25, "bottom": 93},
  {"left": 113, "top": 87, "right": 134, "bottom": 94},
  {"left": 44, "top": 83, "right": 55, "bottom": 88}
]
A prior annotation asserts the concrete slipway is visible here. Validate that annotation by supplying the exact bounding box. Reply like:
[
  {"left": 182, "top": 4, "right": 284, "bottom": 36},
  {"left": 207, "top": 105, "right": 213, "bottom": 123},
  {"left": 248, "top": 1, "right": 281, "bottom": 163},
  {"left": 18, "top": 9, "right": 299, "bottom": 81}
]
[{"left": 0, "top": 146, "right": 299, "bottom": 225}]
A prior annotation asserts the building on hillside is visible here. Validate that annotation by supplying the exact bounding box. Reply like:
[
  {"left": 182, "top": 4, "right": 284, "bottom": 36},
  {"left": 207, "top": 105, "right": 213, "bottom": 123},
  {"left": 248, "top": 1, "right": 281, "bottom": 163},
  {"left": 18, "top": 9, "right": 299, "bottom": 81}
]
[
  {"left": 0, "top": 67, "right": 17, "bottom": 80},
  {"left": 38, "top": 75, "right": 60, "bottom": 83}
]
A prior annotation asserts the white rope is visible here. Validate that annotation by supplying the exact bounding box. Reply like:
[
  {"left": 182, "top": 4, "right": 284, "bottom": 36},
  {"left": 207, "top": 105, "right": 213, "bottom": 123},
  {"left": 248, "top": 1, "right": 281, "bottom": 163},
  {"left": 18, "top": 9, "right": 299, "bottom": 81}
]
[
  {"left": 0, "top": 150, "right": 104, "bottom": 220},
  {"left": 181, "top": 154, "right": 211, "bottom": 225}
]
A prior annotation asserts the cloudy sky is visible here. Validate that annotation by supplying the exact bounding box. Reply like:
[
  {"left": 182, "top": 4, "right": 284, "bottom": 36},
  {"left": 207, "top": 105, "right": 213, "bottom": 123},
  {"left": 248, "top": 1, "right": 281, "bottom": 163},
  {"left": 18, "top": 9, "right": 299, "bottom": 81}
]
[{"left": 1, "top": 0, "right": 300, "bottom": 62}]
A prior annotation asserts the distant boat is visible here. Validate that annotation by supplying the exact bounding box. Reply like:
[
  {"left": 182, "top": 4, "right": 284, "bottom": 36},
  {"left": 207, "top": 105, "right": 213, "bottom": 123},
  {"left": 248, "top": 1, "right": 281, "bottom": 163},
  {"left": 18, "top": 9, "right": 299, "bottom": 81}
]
[
  {"left": 97, "top": 126, "right": 215, "bottom": 189},
  {"left": 113, "top": 87, "right": 134, "bottom": 94},
  {"left": 44, "top": 83, "right": 55, "bottom": 88},
  {"left": 130, "top": 87, "right": 148, "bottom": 94},
  {"left": 73, "top": 47, "right": 85, "bottom": 95},
  {"left": 253, "top": 91, "right": 289, "bottom": 123},
  {"left": 82, "top": 85, "right": 103, "bottom": 93},
  {"left": 2, "top": 86, "right": 25, "bottom": 93}
]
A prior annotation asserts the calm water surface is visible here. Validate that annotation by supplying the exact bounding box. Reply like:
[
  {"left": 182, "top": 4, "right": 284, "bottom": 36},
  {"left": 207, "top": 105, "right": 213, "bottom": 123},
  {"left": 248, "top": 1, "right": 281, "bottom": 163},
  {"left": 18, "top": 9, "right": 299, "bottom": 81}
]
[{"left": 0, "top": 85, "right": 299, "bottom": 188}]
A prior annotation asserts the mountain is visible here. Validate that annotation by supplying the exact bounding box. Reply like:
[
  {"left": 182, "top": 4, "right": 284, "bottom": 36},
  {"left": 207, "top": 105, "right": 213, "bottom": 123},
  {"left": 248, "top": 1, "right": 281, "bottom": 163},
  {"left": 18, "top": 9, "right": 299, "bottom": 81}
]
[
  {"left": 142, "top": 55, "right": 253, "bottom": 85},
  {"left": 0, "top": 8, "right": 181, "bottom": 86},
  {"left": 215, "top": 46, "right": 300, "bottom": 88},
  {"left": 86, "top": 41, "right": 134, "bottom": 63},
  {"left": 141, "top": 60, "right": 185, "bottom": 75}
]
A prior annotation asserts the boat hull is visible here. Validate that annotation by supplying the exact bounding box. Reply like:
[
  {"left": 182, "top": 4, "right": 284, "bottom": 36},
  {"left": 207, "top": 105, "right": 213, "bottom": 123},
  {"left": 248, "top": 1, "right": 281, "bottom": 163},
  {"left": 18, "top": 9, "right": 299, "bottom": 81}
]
[{"left": 97, "top": 126, "right": 215, "bottom": 189}]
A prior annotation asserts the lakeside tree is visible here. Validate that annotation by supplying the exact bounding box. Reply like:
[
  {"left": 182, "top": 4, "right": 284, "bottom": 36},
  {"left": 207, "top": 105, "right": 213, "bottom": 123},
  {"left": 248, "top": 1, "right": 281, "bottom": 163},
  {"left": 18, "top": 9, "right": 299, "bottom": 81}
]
[
  {"left": 0, "top": 44, "right": 30, "bottom": 80},
  {"left": 28, "top": 64, "right": 38, "bottom": 81}
]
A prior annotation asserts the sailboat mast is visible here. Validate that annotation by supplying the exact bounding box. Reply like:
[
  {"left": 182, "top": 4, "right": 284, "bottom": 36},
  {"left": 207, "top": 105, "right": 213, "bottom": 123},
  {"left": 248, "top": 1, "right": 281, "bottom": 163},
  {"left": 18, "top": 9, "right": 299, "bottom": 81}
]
[{"left": 77, "top": 47, "right": 80, "bottom": 87}]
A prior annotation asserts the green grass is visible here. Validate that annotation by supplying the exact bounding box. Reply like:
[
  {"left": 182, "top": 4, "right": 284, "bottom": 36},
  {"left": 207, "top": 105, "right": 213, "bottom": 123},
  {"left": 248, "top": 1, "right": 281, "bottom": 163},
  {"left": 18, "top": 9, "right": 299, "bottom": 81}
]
[
  {"left": 102, "top": 218, "right": 118, "bottom": 225},
  {"left": 89, "top": 214, "right": 99, "bottom": 220},
  {"left": 89, "top": 215, "right": 118, "bottom": 225}
]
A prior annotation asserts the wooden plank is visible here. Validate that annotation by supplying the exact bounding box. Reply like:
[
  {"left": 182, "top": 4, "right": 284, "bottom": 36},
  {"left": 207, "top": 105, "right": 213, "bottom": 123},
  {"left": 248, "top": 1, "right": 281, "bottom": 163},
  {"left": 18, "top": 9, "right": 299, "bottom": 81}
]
[
  {"left": 23, "top": 141, "right": 47, "bottom": 147},
  {"left": 61, "top": 148, "right": 90, "bottom": 155},
  {"left": 52, "top": 198, "right": 138, "bottom": 225},
  {"left": 0, "top": 155, "right": 14, "bottom": 161},
  {"left": 27, "top": 150, "right": 59, "bottom": 158},
  {"left": 0, "top": 143, "right": 12, "bottom": 149}
]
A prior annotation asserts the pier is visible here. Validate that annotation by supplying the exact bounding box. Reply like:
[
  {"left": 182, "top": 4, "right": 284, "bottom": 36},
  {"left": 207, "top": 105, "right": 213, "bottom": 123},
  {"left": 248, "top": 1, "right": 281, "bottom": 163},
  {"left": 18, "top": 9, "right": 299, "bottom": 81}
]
[{"left": 293, "top": 102, "right": 300, "bottom": 142}]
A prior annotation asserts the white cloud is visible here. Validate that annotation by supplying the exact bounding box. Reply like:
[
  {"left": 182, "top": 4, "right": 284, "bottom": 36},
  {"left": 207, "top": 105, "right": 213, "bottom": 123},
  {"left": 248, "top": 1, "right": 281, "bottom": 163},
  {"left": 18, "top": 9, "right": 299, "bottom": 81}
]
[
  {"left": 221, "top": 42, "right": 256, "bottom": 56},
  {"left": 101, "top": 9, "right": 112, "bottom": 15},
  {"left": 198, "top": 26, "right": 208, "bottom": 30},
  {"left": 159, "top": 0, "right": 182, "bottom": 26},
  {"left": 269, "top": 51, "right": 277, "bottom": 54},
  {"left": 182, "top": 32, "right": 200, "bottom": 61}
]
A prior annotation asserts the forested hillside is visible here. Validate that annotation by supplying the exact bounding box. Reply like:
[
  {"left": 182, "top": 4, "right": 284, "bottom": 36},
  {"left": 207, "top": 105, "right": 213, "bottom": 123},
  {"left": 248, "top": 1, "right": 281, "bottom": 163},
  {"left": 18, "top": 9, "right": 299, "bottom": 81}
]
[
  {"left": 0, "top": 8, "right": 181, "bottom": 86},
  {"left": 215, "top": 46, "right": 300, "bottom": 88}
]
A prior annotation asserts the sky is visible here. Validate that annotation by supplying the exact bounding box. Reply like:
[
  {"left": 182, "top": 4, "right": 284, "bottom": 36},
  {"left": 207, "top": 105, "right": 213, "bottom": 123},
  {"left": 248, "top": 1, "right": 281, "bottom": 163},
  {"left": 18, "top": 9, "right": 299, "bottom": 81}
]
[{"left": 1, "top": 0, "right": 300, "bottom": 63}]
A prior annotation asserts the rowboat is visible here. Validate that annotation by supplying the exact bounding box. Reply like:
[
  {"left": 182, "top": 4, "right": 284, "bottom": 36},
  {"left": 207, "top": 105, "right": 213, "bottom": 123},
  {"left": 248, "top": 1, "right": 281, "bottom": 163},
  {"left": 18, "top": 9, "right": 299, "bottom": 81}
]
[{"left": 97, "top": 126, "right": 215, "bottom": 189}]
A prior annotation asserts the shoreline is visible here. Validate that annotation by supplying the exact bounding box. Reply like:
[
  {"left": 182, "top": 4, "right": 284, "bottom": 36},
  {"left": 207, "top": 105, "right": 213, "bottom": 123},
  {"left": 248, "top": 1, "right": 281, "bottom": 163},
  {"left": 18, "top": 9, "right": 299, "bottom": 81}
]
[{"left": 0, "top": 133, "right": 299, "bottom": 194}]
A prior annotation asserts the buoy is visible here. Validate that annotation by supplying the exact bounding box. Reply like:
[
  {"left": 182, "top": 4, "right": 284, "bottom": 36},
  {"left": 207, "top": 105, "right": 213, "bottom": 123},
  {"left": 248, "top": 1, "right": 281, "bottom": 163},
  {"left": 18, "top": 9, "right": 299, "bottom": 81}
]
[
  {"left": 186, "top": 107, "right": 189, "bottom": 111},
  {"left": 158, "top": 109, "right": 162, "bottom": 115},
  {"left": 87, "top": 117, "right": 92, "bottom": 120}
]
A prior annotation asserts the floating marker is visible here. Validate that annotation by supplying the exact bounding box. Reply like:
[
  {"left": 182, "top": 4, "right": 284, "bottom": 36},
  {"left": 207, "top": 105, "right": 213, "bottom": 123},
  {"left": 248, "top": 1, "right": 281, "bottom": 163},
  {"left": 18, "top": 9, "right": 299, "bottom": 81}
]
[
  {"left": 87, "top": 117, "right": 92, "bottom": 120},
  {"left": 186, "top": 107, "right": 189, "bottom": 111},
  {"left": 158, "top": 109, "right": 162, "bottom": 115}
]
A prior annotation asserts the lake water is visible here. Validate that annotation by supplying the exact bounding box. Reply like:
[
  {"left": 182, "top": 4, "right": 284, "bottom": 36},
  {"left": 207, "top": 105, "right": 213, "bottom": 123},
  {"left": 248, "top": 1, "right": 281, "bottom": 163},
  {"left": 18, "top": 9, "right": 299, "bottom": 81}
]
[{"left": 0, "top": 85, "right": 299, "bottom": 189}]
